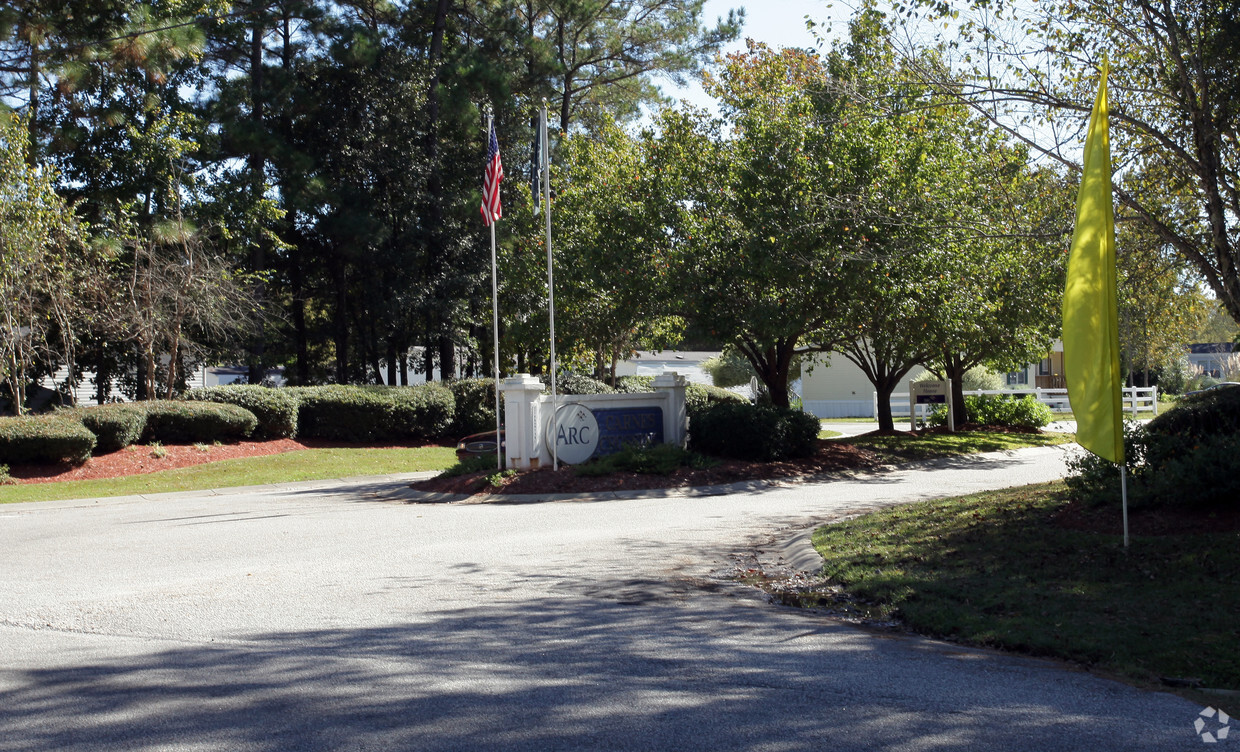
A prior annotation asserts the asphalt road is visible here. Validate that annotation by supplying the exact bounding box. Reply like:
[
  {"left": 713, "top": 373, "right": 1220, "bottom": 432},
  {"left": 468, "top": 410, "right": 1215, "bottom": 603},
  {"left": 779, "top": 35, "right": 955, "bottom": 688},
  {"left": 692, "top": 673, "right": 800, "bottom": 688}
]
[{"left": 0, "top": 446, "right": 1206, "bottom": 751}]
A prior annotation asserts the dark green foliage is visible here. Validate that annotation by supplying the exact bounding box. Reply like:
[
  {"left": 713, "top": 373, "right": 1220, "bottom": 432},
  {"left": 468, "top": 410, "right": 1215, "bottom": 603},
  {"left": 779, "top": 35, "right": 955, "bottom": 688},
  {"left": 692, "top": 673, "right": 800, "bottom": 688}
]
[
  {"left": 1064, "top": 421, "right": 1149, "bottom": 506},
  {"left": 1140, "top": 433, "right": 1240, "bottom": 508},
  {"left": 142, "top": 400, "right": 258, "bottom": 443},
  {"left": 689, "top": 402, "right": 819, "bottom": 461},
  {"left": 293, "top": 385, "right": 454, "bottom": 442},
  {"left": 383, "top": 384, "right": 454, "bottom": 439},
  {"left": 446, "top": 379, "right": 500, "bottom": 436},
  {"left": 0, "top": 414, "right": 97, "bottom": 464},
  {"left": 614, "top": 375, "right": 655, "bottom": 393},
  {"left": 1067, "top": 387, "right": 1240, "bottom": 509},
  {"left": 928, "top": 394, "right": 1052, "bottom": 429},
  {"left": 573, "top": 442, "right": 716, "bottom": 476},
  {"left": 1145, "top": 384, "right": 1240, "bottom": 439},
  {"left": 184, "top": 386, "right": 300, "bottom": 439},
  {"left": 553, "top": 374, "right": 617, "bottom": 395},
  {"left": 685, "top": 383, "right": 748, "bottom": 414},
  {"left": 76, "top": 403, "right": 148, "bottom": 451}
]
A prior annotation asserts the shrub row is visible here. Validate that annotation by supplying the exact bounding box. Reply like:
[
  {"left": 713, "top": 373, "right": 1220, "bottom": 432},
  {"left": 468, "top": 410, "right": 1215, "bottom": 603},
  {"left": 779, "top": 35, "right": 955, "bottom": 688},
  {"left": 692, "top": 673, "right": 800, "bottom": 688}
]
[
  {"left": 562, "top": 373, "right": 748, "bottom": 413},
  {"left": 184, "top": 385, "right": 299, "bottom": 438},
  {"left": 1066, "top": 386, "right": 1240, "bottom": 509},
  {"left": 1, "top": 401, "right": 258, "bottom": 465},
  {"left": 284, "top": 384, "right": 454, "bottom": 442},
  {"left": 0, "top": 414, "right": 96, "bottom": 464},
  {"left": 2, "top": 377, "right": 753, "bottom": 466},
  {"left": 689, "top": 402, "right": 819, "bottom": 461},
  {"left": 927, "top": 394, "right": 1052, "bottom": 430}
]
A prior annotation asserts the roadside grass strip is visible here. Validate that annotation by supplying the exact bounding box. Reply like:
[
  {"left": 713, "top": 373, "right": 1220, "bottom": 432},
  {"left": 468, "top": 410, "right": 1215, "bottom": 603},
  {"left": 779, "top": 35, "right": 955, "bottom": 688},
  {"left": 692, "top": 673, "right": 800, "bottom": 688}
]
[
  {"left": 811, "top": 482, "right": 1240, "bottom": 696},
  {"left": 839, "top": 430, "right": 1074, "bottom": 462},
  {"left": 0, "top": 446, "right": 458, "bottom": 504}
]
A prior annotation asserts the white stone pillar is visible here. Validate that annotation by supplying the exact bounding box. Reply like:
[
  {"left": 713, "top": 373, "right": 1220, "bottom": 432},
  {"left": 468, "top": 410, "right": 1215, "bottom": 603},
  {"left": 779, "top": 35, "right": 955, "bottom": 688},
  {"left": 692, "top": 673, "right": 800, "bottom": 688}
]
[
  {"left": 652, "top": 372, "right": 688, "bottom": 448},
  {"left": 500, "top": 374, "right": 545, "bottom": 470}
]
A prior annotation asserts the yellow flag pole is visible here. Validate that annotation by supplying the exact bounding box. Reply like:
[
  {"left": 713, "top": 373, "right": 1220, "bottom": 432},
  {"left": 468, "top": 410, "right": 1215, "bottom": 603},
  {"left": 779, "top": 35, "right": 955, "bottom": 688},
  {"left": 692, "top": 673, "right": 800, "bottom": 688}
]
[{"left": 1062, "top": 59, "right": 1128, "bottom": 547}]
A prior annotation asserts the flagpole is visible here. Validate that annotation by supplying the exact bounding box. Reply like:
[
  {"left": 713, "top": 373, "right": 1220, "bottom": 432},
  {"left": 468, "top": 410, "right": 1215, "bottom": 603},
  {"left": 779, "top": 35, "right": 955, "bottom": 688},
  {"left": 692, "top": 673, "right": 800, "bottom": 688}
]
[
  {"left": 542, "top": 100, "right": 559, "bottom": 471},
  {"left": 491, "top": 219, "right": 502, "bottom": 471},
  {"left": 485, "top": 108, "right": 503, "bottom": 471},
  {"left": 1120, "top": 463, "right": 1129, "bottom": 549}
]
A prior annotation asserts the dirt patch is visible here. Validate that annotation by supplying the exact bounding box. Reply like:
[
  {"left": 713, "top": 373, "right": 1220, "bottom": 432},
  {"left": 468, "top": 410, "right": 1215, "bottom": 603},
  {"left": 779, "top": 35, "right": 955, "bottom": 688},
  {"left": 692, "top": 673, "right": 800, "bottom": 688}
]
[
  {"left": 409, "top": 440, "right": 885, "bottom": 497},
  {"left": 6, "top": 439, "right": 433, "bottom": 484}
]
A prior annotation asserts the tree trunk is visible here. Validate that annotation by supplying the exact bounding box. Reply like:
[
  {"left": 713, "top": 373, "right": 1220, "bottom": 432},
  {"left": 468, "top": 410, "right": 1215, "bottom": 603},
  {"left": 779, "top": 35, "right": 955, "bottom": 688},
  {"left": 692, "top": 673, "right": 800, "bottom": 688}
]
[
  {"left": 425, "top": 0, "right": 453, "bottom": 380},
  {"left": 333, "top": 258, "right": 348, "bottom": 384},
  {"left": 247, "top": 18, "right": 268, "bottom": 385},
  {"left": 942, "top": 351, "right": 969, "bottom": 428},
  {"left": 438, "top": 335, "right": 455, "bottom": 380}
]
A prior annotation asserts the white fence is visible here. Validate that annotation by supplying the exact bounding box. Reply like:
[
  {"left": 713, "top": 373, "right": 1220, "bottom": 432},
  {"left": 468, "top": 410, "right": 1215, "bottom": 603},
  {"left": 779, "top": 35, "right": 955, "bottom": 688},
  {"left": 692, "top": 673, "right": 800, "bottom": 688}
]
[{"left": 880, "top": 386, "right": 1159, "bottom": 419}]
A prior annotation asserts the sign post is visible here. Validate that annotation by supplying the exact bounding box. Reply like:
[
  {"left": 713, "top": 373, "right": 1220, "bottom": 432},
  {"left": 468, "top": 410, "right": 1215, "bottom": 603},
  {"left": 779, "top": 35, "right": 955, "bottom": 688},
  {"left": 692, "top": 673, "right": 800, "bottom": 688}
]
[{"left": 909, "top": 379, "right": 954, "bottom": 432}]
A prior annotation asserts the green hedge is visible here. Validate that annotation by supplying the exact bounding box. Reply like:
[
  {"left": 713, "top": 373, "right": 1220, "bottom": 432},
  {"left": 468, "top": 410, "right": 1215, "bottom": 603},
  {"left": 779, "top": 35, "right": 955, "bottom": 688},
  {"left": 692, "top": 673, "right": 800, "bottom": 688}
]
[
  {"left": 927, "top": 394, "right": 1052, "bottom": 430},
  {"left": 184, "top": 385, "right": 299, "bottom": 438},
  {"left": 688, "top": 402, "right": 819, "bottom": 461},
  {"left": 0, "top": 413, "right": 96, "bottom": 464},
  {"left": 582, "top": 372, "right": 744, "bottom": 411},
  {"left": 76, "top": 403, "right": 148, "bottom": 451},
  {"left": 142, "top": 400, "right": 258, "bottom": 443},
  {"left": 292, "top": 384, "right": 454, "bottom": 441},
  {"left": 1066, "top": 386, "right": 1240, "bottom": 509},
  {"left": 553, "top": 374, "right": 617, "bottom": 395},
  {"left": 446, "top": 378, "right": 500, "bottom": 436},
  {"left": 686, "top": 383, "right": 748, "bottom": 414}
]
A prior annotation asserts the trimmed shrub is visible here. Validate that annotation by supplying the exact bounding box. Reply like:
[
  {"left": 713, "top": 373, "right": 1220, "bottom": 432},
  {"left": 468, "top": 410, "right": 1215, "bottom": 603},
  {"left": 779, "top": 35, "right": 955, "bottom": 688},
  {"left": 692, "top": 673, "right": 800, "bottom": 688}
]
[
  {"left": 1141, "top": 432, "right": 1240, "bottom": 508},
  {"left": 446, "top": 378, "right": 500, "bottom": 436},
  {"left": 383, "top": 384, "right": 454, "bottom": 439},
  {"left": 614, "top": 375, "right": 655, "bottom": 393},
  {"left": 689, "top": 402, "right": 819, "bottom": 461},
  {"left": 686, "top": 383, "right": 748, "bottom": 414},
  {"left": 76, "top": 403, "right": 148, "bottom": 451},
  {"left": 294, "top": 386, "right": 393, "bottom": 442},
  {"left": 1145, "top": 384, "right": 1240, "bottom": 440},
  {"left": 1063, "top": 421, "right": 1149, "bottom": 507},
  {"left": 294, "top": 384, "right": 455, "bottom": 441},
  {"left": 928, "top": 393, "right": 1052, "bottom": 430},
  {"left": 553, "top": 373, "right": 616, "bottom": 395},
  {"left": 0, "top": 413, "right": 96, "bottom": 464},
  {"left": 142, "top": 400, "right": 258, "bottom": 443},
  {"left": 184, "top": 385, "right": 299, "bottom": 438},
  {"left": 1067, "top": 387, "right": 1240, "bottom": 510}
]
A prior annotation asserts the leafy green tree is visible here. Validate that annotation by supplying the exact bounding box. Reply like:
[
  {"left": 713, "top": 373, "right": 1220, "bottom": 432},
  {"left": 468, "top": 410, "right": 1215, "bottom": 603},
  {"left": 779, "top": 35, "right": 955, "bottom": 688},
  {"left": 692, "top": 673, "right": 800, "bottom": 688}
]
[
  {"left": 0, "top": 114, "right": 90, "bottom": 414},
  {"left": 1116, "top": 219, "right": 1208, "bottom": 387},
  {"left": 552, "top": 118, "right": 682, "bottom": 383},
  {"left": 894, "top": 0, "right": 1240, "bottom": 328},
  {"left": 655, "top": 44, "right": 865, "bottom": 408},
  {"left": 518, "top": 0, "right": 742, "bottom": 132}
]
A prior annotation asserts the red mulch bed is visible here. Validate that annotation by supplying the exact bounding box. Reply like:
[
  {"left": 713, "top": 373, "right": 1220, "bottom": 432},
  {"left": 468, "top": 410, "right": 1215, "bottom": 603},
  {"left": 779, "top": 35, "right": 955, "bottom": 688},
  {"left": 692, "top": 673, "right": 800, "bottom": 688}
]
[
  {"left": 409, "top": 439, "right": 885, "bottom": 496},
  {"left": 5, "top": 438, "right": 434, "bottom": 484}
]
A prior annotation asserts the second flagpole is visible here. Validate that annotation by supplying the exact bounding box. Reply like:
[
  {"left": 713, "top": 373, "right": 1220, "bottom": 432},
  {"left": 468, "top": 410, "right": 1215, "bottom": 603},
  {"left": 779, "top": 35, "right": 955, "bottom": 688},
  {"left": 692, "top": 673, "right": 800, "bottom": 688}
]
[{"left": 541, "top": 101, "right": 559, "bottom": 471}]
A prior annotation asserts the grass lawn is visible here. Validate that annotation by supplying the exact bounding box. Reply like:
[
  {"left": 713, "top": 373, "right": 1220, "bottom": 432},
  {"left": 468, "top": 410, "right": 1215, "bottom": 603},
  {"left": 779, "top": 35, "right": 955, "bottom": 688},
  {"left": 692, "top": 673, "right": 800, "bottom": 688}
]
[
  {"left": 839, "top": 430, "right": 1075, "bottom": 462},
  {"left": 811, "top": 481, "right": 1240, "bottom": 704},
  {"left": 0, "top": 446, "right": 458, "bottom": 504}
]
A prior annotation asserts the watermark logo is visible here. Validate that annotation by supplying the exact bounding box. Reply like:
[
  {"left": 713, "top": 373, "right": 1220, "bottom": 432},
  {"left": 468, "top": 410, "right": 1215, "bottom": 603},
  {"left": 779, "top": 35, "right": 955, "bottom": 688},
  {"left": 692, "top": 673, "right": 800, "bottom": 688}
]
[{"left": 1195, "top": 707, "right": 1231, "bottom": 744}]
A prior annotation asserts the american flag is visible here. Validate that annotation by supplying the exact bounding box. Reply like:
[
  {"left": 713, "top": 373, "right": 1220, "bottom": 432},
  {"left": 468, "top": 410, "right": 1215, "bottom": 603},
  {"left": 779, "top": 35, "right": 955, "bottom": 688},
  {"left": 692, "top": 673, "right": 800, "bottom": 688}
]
[{"left": 480, "top": 122, "right": 503, "bottom": 225}]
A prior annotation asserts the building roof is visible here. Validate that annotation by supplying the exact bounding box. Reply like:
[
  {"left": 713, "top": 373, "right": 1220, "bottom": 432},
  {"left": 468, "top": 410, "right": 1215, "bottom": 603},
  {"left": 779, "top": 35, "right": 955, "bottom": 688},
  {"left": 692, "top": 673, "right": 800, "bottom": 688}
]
[{"left": 1188, "top": 343, "right": 1236, "bottom": 354}]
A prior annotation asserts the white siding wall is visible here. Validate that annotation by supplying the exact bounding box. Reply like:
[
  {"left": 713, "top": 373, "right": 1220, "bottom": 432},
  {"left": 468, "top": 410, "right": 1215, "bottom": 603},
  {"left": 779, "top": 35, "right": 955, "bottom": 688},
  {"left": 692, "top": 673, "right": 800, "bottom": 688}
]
[{"left": 801, "top": 354, "right": 926, "bottom": 418}]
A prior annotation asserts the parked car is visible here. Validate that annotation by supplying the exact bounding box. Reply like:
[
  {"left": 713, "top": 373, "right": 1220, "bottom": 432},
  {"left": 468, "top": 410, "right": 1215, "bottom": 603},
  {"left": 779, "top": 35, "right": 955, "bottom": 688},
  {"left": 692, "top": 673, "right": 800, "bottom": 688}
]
[
  {"left": 1184, "top": 381, "right": 1240, "bottom": 397},
  {"left": 455, "top": 430, "right": 505, "bottom": 459}
]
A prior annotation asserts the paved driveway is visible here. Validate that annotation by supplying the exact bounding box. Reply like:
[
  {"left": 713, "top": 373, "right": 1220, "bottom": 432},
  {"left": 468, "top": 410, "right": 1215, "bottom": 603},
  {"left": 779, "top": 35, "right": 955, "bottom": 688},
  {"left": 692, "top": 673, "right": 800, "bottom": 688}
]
[{"left": 0, "top": 446, "right": 1204, "bottom": 751}]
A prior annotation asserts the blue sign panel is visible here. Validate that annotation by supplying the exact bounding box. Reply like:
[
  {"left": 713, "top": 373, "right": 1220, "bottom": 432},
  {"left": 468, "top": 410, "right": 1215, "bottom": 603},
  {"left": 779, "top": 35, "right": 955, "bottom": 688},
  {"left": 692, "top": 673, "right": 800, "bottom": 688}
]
[{"left": 592, "top": 407, "right": 664, "bottom": 456}]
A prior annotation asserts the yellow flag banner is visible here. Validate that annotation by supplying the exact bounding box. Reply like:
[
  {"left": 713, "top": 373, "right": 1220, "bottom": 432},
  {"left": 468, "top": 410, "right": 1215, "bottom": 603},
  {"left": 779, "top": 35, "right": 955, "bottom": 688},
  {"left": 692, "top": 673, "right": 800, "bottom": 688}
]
[{"left": 1063, "top": 61, "right": 1125, "bottom": 464}]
